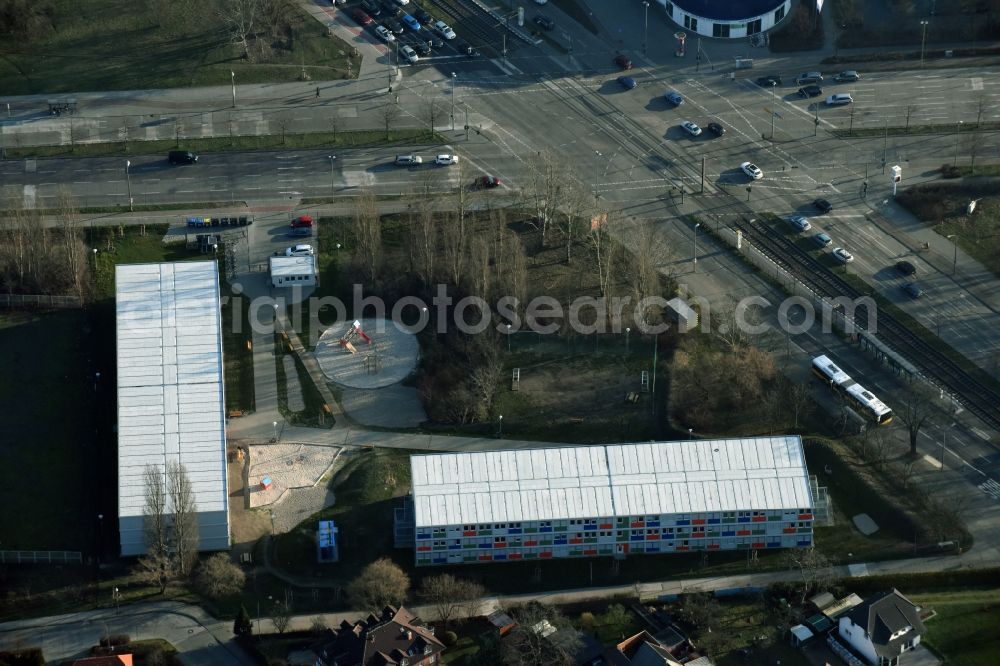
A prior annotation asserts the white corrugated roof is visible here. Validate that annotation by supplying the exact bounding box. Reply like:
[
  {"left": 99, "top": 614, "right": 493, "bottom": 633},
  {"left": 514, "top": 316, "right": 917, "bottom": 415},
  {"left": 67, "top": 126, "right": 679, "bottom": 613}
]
[
  {"left": 411, "top": 437, "right": 811, "bottom": 528},
  {"left": 269, "top": 255, "right": 316, "bottom": 278},
  {"left": 116, "top": 262, "right": 227, "bottom": 520}
]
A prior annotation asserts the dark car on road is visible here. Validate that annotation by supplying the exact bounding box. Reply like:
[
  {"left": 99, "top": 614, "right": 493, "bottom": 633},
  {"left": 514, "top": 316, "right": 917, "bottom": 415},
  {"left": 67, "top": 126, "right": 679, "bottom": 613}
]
[
  {"left": 360, "top": 0, "right": 381, "bottom": 17},
  {"left": 385, "top": 17, "right": 404, "bottom": 34},
  {"left": 617, "top": 76, "right": 637, "bottom": 90},
  {"left": 707, "top": 122, "right": 725, "bottom": 136},
  {"left": 534, "top": 14, "right": 555, "bottom": 30},
  {"left": 614, "top": 54, "right": 633, "bottom": 70},
  {"left": 350, "top": 8, "right": 374, "bottom": 25},
  {"left": 475, "top": 175, "right": 502, "bottom": 189},
  {"left": 813, "top": 198, "right": 833, "bottom": 214},
  {"left": 168, "top": 150, "right": 198, "bottom": 165},
  {"left": 797, "top": 85, "right": 823, "bottom": 98},
  {"left": 811, "top": 232, "right": 832, "bottom": 248},
  {"left": 903, "top": 282, "right": 923, "bottom": 298},
  {"left": 414, "top": 7, "right": 433, "bottom": 23},
  {"left": 896, "top": 260, "right": 916, "bottom": 276},
  {"left": 757, "top": 75, "right": 782, "bottom": 87},
  {"left": 380, "top": 1, "right": 402, "bottom": 17}
]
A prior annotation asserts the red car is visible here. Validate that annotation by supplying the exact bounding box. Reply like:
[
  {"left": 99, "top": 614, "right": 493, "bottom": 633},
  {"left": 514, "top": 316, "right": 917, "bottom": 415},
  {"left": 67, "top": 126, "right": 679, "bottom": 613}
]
[
  {"left": 350, "top": 8, "right": 373, "bottom": 26},
  {"left": 614, "top": 54, "right": 633, "bottom": 71},
  {"left": 475, "top": 175, "right": 502, "bottom": 189},
  {"left": 290, "top": 215, "right": 314, "bottom": 228}
]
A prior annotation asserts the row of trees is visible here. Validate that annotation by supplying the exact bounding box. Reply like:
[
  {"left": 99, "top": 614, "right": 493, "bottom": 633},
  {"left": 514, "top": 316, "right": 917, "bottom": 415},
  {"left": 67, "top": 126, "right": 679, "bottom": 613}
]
[
  {"left": 135, "top": 461, "right": 244, "bottom": 600},
  {"left": 217, "top": 0, "right": 297, "bottom": 63},
  {"left": 1, "top": 194, "right": 90, "bottom": 299}
]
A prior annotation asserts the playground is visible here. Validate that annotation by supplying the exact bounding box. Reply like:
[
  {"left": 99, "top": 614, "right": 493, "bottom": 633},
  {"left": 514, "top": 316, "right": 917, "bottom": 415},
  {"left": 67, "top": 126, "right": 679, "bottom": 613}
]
[{"left": 313, "top": 318, "right": 419, "bottom": 390}]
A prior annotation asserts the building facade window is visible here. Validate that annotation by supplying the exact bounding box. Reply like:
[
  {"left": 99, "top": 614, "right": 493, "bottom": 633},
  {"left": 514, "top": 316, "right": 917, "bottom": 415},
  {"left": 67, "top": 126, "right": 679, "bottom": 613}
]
[
  {"left": 775, "top": 6, "right": 785, "bottom": 23},
  {"left": 684, "top": 15, "right": 698, "bottom": 31},
  {"left": 713, "top": 23, "right": 730, "bottom": 38}
]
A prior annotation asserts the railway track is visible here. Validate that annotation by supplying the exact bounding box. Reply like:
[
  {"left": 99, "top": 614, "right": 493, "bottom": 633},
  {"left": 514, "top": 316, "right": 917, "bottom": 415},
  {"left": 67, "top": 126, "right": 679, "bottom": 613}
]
[{"left": 731, "top": 216, "right": 1000, "bottom": 431}]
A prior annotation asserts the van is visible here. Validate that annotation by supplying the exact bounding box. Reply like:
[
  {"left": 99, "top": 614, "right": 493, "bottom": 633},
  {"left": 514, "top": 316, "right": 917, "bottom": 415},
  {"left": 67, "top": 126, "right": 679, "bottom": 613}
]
[
  {"left": 795, "top": 72, "right": 824, "bottom": 85},
  {"left": 395, "top": 155, "right": 423, "bottom": 165},
  {"left": 826, "top": 93, "right": 853, "bottom": 106},
  {"left": 168, "top": 150, "right": 198, "bottom": 165}
]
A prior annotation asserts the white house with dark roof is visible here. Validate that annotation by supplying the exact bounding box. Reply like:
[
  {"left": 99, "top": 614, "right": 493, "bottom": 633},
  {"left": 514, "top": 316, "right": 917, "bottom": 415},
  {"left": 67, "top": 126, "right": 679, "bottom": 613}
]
[
  {"left": 837, "top": 589, "right": 925, "bottom": 665},
  {"left": 410, "top": 436, "right": 813, "bottom": 566}
]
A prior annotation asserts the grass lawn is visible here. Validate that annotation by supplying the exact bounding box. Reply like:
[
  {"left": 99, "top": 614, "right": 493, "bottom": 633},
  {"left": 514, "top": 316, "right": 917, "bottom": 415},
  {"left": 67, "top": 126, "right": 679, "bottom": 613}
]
[
  {"left": 914, "top": 588, "right": 1000, "bottom": 665},
  {"left": 896, "top": 183, "right": 1000, "bottom": 279},
  {"left": 0, "top": 310, "right": 100, "bottom": 551},
  {"left": 0, "top": 0, "right": 356, "bottom": 95}
]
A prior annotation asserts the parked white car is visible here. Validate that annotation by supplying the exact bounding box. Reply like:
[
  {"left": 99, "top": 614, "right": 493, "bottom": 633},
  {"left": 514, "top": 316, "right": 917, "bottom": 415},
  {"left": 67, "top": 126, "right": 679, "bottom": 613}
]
[
  {"left": 826, "top": 93, "right": 853, "bottom": 106},
  {"left": 433, "top": 20, "right": 456, "bottom": 39},
  {"left": 435, "top": 154, "right": 459, "bottom": 165},
  {"left": 374, "top": 25, "right": 395, "bottom": 42},
  {"left": 680, "top": 121, "right": 702, "bottom": 136},
  {"left": 285, "top": 244, "right": 314, "bottom": 257},
  {"left": 832, "top": 247, "right": 855, "bottom": 263},
  {"left": 401, "top": 44, "right": 419, "bottom": 64},
  {"left": 740, "top": 161, "right": 763, "bottom": 180}
]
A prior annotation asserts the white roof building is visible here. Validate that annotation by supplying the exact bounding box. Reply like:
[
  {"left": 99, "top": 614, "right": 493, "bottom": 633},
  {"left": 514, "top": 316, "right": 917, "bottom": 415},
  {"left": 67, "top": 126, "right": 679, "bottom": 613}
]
[
  {"left": 410, "top": 437, "right": 812, "bottom": 529},
  {"left": 270, "top": 255, "right": 317, "bottom": 288},
  {"left": 116, "top": 261, "right": 229, "bottom": 556}
]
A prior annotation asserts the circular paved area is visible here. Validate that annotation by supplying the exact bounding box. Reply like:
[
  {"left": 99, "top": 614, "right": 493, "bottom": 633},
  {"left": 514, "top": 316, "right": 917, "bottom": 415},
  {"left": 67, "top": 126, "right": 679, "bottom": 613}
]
[{"left": 314, "top": 318, "right": 419, "bottom": 389}]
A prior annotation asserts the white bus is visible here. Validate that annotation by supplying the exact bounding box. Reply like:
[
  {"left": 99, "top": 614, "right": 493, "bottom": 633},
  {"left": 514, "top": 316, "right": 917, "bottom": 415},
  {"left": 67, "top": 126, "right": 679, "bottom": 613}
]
[{"left": 811, "top": 355, "right": 893, "bottom": 425}]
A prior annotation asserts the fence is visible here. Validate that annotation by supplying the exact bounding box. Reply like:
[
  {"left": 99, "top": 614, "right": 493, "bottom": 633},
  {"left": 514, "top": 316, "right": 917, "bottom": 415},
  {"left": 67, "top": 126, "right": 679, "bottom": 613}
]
[
  {"left": 0, "top": 550, "right": 83, "bottom": 564},
  {"left": 0, "top": 293, "right": 81, "bottom": 309}
]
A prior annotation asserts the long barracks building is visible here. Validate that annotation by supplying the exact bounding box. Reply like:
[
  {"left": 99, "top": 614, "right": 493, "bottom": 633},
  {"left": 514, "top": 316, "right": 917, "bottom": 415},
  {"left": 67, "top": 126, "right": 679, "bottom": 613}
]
[{"left": 410, "top": 436, "right": 813, "bottom": 566}]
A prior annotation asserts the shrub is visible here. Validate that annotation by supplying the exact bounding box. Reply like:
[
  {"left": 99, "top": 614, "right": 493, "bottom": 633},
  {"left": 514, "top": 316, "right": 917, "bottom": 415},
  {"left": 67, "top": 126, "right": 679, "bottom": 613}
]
[{"left": 441, "top": 630, "right": 458, "bottom": 646}]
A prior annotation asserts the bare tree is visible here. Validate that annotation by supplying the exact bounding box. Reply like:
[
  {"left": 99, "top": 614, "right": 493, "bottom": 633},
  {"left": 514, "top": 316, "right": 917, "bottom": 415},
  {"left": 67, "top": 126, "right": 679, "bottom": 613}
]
[
  {"left": 895, "top": 380, "right": 938, "bottom": 455},
  {"left": 526, "top": 151, "right": 564, "bottom": 247},
  {"left": 380, "top": 101, "right": 400, "bottom": 140},
  {"left": 352, "top": 189, "right": 383, "bottom": 284},
  {"left": 217, "top": 0, "right": 261, "bottom": 62},
  {"left": 167, "top": 460, "right": 199, "bottom": 577},
  {"left": 788, "top": 381, "right": 814, "bottom": 429},
  {"left": 417, "top": 574, "right": 487, "bottom": 627},
  {"left": 346, "top": 558, "right": 410, "bottom": 610},
  {"left": 783, "top": 547, "right": 834, "bottom": 605},
  {"left": 470, "top": 341, "right": 504, "bottom": 418},
  {"left": 272, "top": 599, "right": 292, "bottom": 634},
  {"left": 503, "top": 602, "right": 581, "bottom": 666},
  {"left": 55, "top": 187, "right": 88, "bottom": 301},
  {"left": 714, "top": 296, "right": 766, "bottom": 351},
  {"left": 195, "top": 553, "right": 247, "bottom": 599},
  {"left": 440, "top": 210, "right": 469, "bottom": 287},
  {"left": 136, "top": 464, "right": 171, "bottom": 593},
  {"left": 587, "top": 209, "right": 616, "bottom": 300},
  {"left": 679, "top": 593, "right": 721, "bottom": 632},
  {"left": 411, "top": 198, "right": 438, "bottom": 285},
  {"left": 422, "top": 99, "right": 441, "bottom": 137}
]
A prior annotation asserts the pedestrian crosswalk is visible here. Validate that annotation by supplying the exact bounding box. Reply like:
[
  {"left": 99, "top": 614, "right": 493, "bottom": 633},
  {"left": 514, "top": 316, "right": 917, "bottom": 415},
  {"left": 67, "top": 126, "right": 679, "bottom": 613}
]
[{"left": 978, "top": 478, "right": 1000, "bottom": 501}]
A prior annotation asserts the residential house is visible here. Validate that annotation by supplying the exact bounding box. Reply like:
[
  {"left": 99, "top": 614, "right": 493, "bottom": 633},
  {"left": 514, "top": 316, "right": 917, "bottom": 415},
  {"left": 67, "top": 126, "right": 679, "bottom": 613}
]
[
  {"left": 313, "top": 606, "right": 446, "bottom": 666},
  {"left": 837, "top": 589, "right": 925, "bottom": 666}
]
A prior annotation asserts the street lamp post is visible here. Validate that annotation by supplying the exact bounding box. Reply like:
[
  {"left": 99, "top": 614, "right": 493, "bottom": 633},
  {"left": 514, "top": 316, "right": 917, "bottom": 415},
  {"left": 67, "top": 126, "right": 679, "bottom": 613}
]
[
  {"left": 506, "top": 323, "right": 511, "bottom": 352},
  {"left": 113, "top": 587, "right": 121, "bottom": 615},
  {"left": 125, "top": 160, "right": 133, "bottom": 212},
  {"left": 920, "top": 20, "right": 929, "bottom": 67},
  {"left": 643, "top": 1, "right": 650, "bottom": 55},
  {"left": 693, "top": 222, "right": 700, "bottom": 272},
  {"left": 270, "top": 511, "right": 276, "bottom": 535},
  {"left": 451, "top": 72, "right": 457, "bottom": 131},
  {"left": 498, "top": 414, "right": 503, "bottom": 436},
  {"left": 328, "top": 155, "right": 336, "bottom": 195},
  {"left": 272, "top": 420, "right": 278, "bottom": 442},
  {"left": 770, "top": 84, "right": 776, "bottom": 139},
  {"left": 231, "top": 71, "right": 237, "bottom": 108},
  {"left": 954, "top": 120, "right": 963, "bottom": 165},
  {"left": 947, "top": 234, "right": 958, "bottom": 275},
  {"left": 688, "top": 428, "right": 693, "bottom": 440},
  {"left": 97, "top": 514, "right": 103, "bottom": 563},
  {"left": 625, "top": 327, "right": 631, "bottom": 355}
]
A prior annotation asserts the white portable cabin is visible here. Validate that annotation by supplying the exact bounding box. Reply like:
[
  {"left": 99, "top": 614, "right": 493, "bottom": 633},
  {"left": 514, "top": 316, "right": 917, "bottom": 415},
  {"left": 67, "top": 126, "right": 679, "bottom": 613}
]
[{"left": 270, "top": 255, "right": 317, "bottom": 288}]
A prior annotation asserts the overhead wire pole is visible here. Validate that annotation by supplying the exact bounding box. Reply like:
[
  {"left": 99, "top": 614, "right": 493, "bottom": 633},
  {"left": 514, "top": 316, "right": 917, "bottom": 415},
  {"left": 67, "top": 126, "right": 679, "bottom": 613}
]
[
  {"left": 643, "top": 1, "right": 650, "bottom": 55},
  {"left": 451, "top": 72, "right": 457, "bottom": 131}
]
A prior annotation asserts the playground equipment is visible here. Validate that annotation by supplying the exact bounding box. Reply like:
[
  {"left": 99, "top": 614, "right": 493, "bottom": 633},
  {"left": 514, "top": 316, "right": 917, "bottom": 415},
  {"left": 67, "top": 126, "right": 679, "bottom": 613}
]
[{"left": 339, "top": 320, "right": 372, "bottom": 354}]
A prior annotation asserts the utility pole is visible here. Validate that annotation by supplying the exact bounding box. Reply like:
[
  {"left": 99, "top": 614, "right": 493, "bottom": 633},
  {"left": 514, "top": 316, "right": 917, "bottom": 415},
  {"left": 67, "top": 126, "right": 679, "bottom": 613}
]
[
  {"left": 231, "top": 71, "right": 237, "bottom": 108},
  {"left": 643, "top": 1, "right": 650, "bottom": 55},
  {"left": 451, "top": 72, "right": 457, "bottom": 131},
  {"left": 882, "top": 119, "right": 888, "bottom": 173},
  {"left": 920, "top": 20, "right": 929, "bottom": 67},
  {"left": 700, "top": 157, "right": 705, "bottom": 194},
  {"left": 125, "top": 160, "right": 133, "bottom": 212}
]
